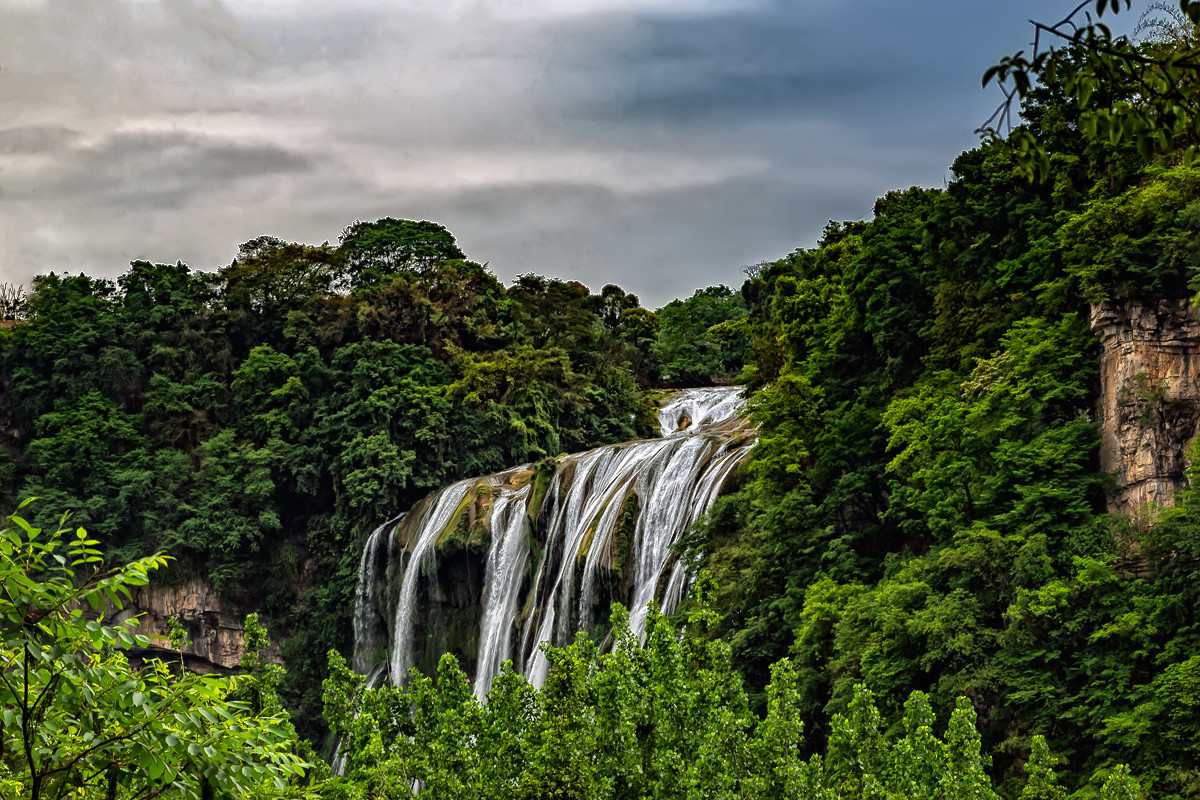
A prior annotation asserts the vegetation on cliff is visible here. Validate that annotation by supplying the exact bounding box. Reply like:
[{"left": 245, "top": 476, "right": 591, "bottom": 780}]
[{"left": 683, "top": 10, "right": 1200, "bottom": 797}]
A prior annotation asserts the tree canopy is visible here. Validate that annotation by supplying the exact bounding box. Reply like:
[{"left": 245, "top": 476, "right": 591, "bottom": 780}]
[{"left": 983, "top": 0, "right": 1200, "bottom": 179}]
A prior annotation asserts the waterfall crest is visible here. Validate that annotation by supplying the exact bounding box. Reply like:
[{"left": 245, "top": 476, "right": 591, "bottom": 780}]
[{"left": 351, "top": 386, "right": 753, "bottom": 698}]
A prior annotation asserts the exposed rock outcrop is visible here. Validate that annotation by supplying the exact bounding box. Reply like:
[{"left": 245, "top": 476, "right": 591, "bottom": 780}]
[
  {"left": 1091, "top": 299, "right": 1200, "bottom": 521},
  {"left": 113, "top": 576, "right": 280, "bottom": 670}
]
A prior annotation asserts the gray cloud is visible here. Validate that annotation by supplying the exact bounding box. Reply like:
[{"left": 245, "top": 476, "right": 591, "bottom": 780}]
[
  {"left": 3, "top": 129, "right": 312, "bottom": 226},
  {"left": 0, "top": 125, "right": 81, "bottom": 155},
  {"left": 0, "top": 0, "right": 1103, "bottom": 307}
]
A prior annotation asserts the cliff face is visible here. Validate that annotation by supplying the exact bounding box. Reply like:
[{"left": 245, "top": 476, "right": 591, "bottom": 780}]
[
  {"left": 1091, "top": 299, "right": 1200, "bottom": 521},
  {"left": 115, "top": 577, "right": 281, "bottom": 670}
]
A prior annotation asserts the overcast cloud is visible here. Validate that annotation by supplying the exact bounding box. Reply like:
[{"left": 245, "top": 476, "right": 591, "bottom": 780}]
[{"left": 0, "top": 0, "right": 1111, "bottom": 306}]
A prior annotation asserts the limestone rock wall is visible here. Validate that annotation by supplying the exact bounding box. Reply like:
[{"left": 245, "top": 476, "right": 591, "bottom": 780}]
[
  {"left": 1091, "top": 299, "right": 1200, "bottom": 520},
  {"left": 114, "top": 577, "right": 280, "bottom": 669}
]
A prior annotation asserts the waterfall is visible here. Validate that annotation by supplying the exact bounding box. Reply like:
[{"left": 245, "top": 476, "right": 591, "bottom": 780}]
[
  {"left": 522, "top": 440, "right": 677, "bottom": 688},
  {"left": 388, "top": 478, "right": 476, "bottom": 682},
  {"left": 352, "top": 515, "right": 403, "bottom": 675},
  {"left": 351, "top": 386, "right": 753, "bottom": 696},
  {"left": 473, "top": 479, "right": 532, "bottom": 701},
  {"left": 658, "top": 386, "right": 746, "bottom": 436}
]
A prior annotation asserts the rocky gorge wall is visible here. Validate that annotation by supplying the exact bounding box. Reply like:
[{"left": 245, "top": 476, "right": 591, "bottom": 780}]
[
  {"left": 114, "top": 576, "right": 281, "bottom": 670},
  {"left": 1091, "top": 299, "right": 1200, "bottom": 522}
]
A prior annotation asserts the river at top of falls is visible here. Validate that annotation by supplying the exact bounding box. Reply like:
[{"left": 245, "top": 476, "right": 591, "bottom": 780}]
[
  {"left": 351, "top": 386, "right": 753, "bottom": 700},
  {"left": 657, "top": 386, "right": 746, "bottom": 437}
]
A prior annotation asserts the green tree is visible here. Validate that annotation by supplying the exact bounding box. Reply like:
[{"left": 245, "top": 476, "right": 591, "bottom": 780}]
[
  {"left": 338, "top": 219, "right": 466, "bottom": 290},
  {"left": 883, "top": 316, "right": 1101, "bottom": 546},
  {"left": 0, "top": 502, "right": 308, "bottom": 799},
  {"left": 217, "top": 236, "right": 347, "bottom": 348},
  {"left": 983, "top": 0, "right": 1200, "bottom": 180},
  {"left": 1059, "top": 161, "right": 1200, "bottom": 301},
  {"left": 653, "top": 285, "right": 748, "bottom": 387}
]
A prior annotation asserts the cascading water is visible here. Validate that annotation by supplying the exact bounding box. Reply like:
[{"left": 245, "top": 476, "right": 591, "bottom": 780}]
[
  {"left": 352, "top": 515, "right": 403, "bottom": 676},
  {"left": 473, "top": 480, "right": 532, "bottom": 700},
  {"left": 350, "top": 386, "right": 753, "bottom": 699},
  {"left": 657, "top": 386, "right": 745, "bottom": 436},
  {"left": 388, "top": 478, "right": 477, "bottom": 682}
]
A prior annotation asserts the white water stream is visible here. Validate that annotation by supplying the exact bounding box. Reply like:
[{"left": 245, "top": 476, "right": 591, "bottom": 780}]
[{"left": 388, "top": 479, "right": 475, "bottom": 682}]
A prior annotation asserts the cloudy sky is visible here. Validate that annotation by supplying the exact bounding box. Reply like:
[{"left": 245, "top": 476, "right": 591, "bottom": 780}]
[{"left": 0, "top": 0, "right": 1113, "bottom": 307}]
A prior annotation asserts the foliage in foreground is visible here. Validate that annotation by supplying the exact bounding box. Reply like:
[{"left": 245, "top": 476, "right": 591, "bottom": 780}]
[
  {"left": 983, "top": 0, "right": 1200, "bottom": 180},
  {"left": 0, "top": 500, "right": 1149, "bottom": 800},
  {"left": 0, "top": 503, "right": 308, "bottom": 800},
  {"left": 320, "top": 588, "right": 1140, "bottom": 800}
]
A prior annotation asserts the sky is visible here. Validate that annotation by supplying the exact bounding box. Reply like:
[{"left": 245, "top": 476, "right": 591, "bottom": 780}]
[{"left": 0, "top": 0, "right": 1128, "bottom": 307}]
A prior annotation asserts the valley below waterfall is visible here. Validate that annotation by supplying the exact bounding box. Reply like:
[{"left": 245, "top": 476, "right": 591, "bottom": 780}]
[{"left": 351, "top": 386, "right": 754, "bottom": 698}]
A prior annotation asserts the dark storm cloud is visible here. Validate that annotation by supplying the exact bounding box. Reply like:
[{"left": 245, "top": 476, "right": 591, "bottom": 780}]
[
  {"left": 542, "top": 2, "right": 1039, "bottom": 136},
  {"left": 10, "top": 130, "right": 312, "bottom": 211},
  {"left": 0, "top": 0, "right": 1124, "bottom": 307},
  {"left": 558, "top": 12, "right": 873, "bottom": 123}
]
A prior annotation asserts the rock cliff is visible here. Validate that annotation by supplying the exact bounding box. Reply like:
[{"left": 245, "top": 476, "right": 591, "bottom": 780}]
[
  {"left": 1091, "top": 299, "right": 1200, "bottom": 521},
  {"left": 114, "top": 576, "right": 281, "bottom": 670}
]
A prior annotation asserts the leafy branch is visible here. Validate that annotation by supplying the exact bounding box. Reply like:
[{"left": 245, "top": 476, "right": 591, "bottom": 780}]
[
  {"left": 0, "top": 502, "right": 311, "bottom": 800},
  {"left": 981, "top": 0, "right": 1200, "bottom": 180}
]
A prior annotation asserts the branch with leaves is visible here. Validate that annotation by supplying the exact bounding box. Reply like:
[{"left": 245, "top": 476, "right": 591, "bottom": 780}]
[
  {"left": 0, "top": 501, "right": 311, "bottom": 800},
  {"left": 981, "top": 0, "right": 1200, "bottom": 180}
]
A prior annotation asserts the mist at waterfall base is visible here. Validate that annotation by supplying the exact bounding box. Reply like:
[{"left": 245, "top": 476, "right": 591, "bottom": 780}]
[{"left": 350, "top": 387, "right": 753, "bottom": 700}]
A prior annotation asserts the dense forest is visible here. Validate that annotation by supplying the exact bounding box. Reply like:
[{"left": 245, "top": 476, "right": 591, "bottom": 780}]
[
  {"left": 0, "top": 218, "right": 749, "bottom": 732},
  {"left": 4, "top": 2, "right": 1200, "bottom": 798}
]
